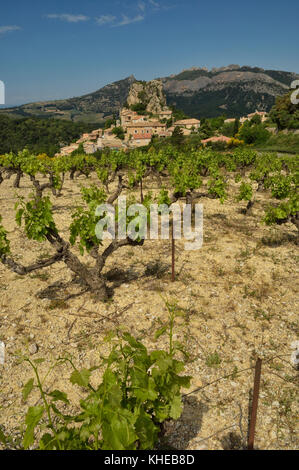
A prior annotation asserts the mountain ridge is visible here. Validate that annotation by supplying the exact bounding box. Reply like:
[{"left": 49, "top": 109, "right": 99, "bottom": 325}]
[{"left": 1, "top": 65, "right": 298, "bottom": 122}]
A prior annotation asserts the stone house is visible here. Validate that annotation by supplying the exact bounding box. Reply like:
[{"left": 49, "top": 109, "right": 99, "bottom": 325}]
[
  {"left": 159, "top": 110, "right": 173, "bottom": 121},
  {"left": 130, "top": 134, "right": 152, "bottom": 147},
  {"left": 126, "top": 121, "right": 167, "bottom": 137},
  {"left": 120, "top": 109, "right": 138, "bottom": 128},
  {"left": 173, "top": 118, "right": 200, "bottom": 129},
  {"left": 239, "top": 111, "right": 268, "bottom": 124},
  {"left": 59, "top": 143, "right": 79, "bottom": 156},
  {"left": 247, "top": 111, "right": 268, "bottom": 122}
]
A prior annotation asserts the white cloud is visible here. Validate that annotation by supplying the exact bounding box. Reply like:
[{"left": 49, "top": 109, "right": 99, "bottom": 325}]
[
  {"left": 138, "top": 1, "right": 146, "bottom": 12},
  {"left": 96, "top": 15, "right": 116, "bottom": 26},
  {"left": 0, "top": 25, "right": 21, "bottom": 35},
  {"left": 46, "top": 14, "right": 89, "bottom": 23},
  {"left": 115, "top": 14, "right": 145, "bottom": 26},
  {"left": 149, "top": 0, "right": 160, "bottom": 8}
]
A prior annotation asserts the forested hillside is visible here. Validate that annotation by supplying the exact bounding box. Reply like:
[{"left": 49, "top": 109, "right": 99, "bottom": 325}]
[{"left": 0, "top": 115, "right": 100, "bottom": 156}]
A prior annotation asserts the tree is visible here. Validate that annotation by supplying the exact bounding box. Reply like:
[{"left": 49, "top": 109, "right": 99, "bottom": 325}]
[
  {"left": 171, "top": 127, "right": 185, "bottom": 147},
  {"left": 250, "top": 114, "right": 262, "bottom": 125},
  {"left": 0, "top": 175, "right": 147, "bottom": 300},
  {"left": 71, "top": 143, "right": 85, "bottom": 156},
  {"left": 170, "top": 106, "right": 190, "bottom": 122},
  {"left": 237, "top": 121, "right": 270, "bottom": 145},
  {"left": 104, "top": 118, "right": 116, "bottom": 129},
  {"left": 112, "top": 126, "right": 125, "bottom": 140},
  {"left": 0, "top": 115, "right": 99, "bottom": 157},
  {"left": 269, "top": 91, "right": 299, "bottom": 130},
  {"left": 198, "top": 118, "right": 213, "bottom": 139},
  {"left": 130, "top": 103, "right": 147, "bottom": 114},
  {"left": 233, "top": 118, "right": 240, "bottom": 136}
]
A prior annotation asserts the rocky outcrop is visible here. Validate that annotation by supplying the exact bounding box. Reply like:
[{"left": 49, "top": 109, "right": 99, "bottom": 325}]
[{"left": 126, "top": 80, "right": 167, "bottom": 114}]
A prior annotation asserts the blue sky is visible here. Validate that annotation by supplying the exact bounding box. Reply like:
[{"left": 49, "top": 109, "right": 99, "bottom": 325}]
[{"left": 0, "top": 0, "right": 298, "bottom": 106}]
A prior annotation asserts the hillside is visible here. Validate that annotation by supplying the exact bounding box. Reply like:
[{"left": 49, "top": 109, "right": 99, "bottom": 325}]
[
  {"left": 0, "top": 115, "right": 100, "bottom": 156},
  {"left": 0, "top": 65, "right": 298, "bottom": 122},
  {"left": 161, "top": 65, "right": 299, "bottom": 118},
  {"left": 0, "top": 75, "right": 136, "bottom": 124}
]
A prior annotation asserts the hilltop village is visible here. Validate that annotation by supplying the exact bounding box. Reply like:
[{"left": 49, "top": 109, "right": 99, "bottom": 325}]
[
  {"left": 58, "top": 107, "right": 201, "bottom": 155},
  {"left": 57, "top": 80, "right": 268, "bottom": 156}
]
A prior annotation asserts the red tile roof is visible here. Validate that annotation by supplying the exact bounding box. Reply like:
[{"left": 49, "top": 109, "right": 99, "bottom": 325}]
[{"left": 133, "top": 134, "right": 152, "bottom": 139}]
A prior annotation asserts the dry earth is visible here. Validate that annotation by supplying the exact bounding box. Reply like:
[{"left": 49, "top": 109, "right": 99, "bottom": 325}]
[{"left": 0, "top": 171, "right": 298, "bottom": 450}]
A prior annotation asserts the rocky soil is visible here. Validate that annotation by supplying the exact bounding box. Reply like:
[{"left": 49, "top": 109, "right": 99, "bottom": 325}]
[{"left": 0, "top": 172, "right": 298, "bottom": 450}]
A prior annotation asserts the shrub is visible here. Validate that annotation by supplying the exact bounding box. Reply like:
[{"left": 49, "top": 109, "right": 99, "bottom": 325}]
[{"left": 0, "top": 304, "right": 191, "bottom": 450}]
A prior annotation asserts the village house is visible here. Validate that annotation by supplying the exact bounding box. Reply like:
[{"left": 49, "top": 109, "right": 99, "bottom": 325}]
[
  {"left": 181, "top": 128, "right": 192, "bottom": 136},
  {"left": 126, "top": 121, "right": 167, "bottom": 137},
  {"left": 120, "top": 109, "right": 139, "bottom": 128},
  {"left": 129, "top": 134, "right": 152, "bottom": 147},
  {"left": 83, "top": 142, "right": 98, "bottom": 154},
  {"left": 59, "top": 143, "right": 79, "bottom": 156},
  {"left": 159, "top": 110, "right": 173, "bottom": 121},
  {"left": 239, "top": 110, "right": 268, "bottom": 124},
  {"left": 90, "top": 129, "right": 103, "bottom": 138},
  {"left": 225, "top": 111, "right": 268, "bottom": 125},
  {"left": 247, "top": 110, "right": 268, "bottom": 122},
  {"left": 103, "top": 126, "right": 116, "bottom": 137},
  {"left": 201, "top": 135, "right": 231, "bottom": 145},
  {"left": 173, "top": 118, "right": 200, "bottom": 130},
  {"left": 97, "top": 136, "right": 126, "bottom": 150}
]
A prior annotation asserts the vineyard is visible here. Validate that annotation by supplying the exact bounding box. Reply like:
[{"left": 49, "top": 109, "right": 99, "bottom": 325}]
[{"left": 0, "top": 146, "right": 298, "bottom": 450}]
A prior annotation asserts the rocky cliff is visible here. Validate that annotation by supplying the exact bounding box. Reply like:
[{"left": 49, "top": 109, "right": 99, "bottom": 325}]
[{"left": 126, "top": 79, "right": 167, "bottom": 114}]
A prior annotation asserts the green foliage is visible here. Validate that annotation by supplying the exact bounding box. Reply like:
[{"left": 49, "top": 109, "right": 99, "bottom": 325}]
[
  {"left": 0, "top": 115, "right": 99, "bottom": 157},
  {"left": 264, "top": 195, "right": 299, "bottom": 225},
  {"left": 112, "top": 126, "right": 125, "bottom": 140},
  {"left": 233, "top": 118, "right": 240, "bottom": 136},
  {"left": 158, "top": 188, "right": 171, "bottom": 206},
  {"left": 104, "top": 118, "right": 116, "bottom": 129},
  {"left": 257, "top": 133, "right": 299, "bottom": 153},
  {"left": 207, "top": 173, "right": 227, "bottom": 202},
  {"left": 71, "top": 143, "right": 86, "bottom": 156},
  {"left": 171, "top": 127, "right": 185, "bottom": 148},
  {"left": 237, "top": 182, "right": 253, "bottom": 202},
  {"left": 80, "top": 185, "right": 107, "bottom": 207},
  {"left": 70, "top": 185, "right": 107, "bottom": 255},
  {"left": 206, "top": 352, "right": 221, "bottom": 368},
  {"left": 221, "top": 121, "right": 235, "bottom": 138},
  {"left": 170, "top": 106, "right": 190, "bottom": 122},
  {"left": 0, "top": 215, "right": 10, "bottom": 256},
  {"left": 130, "top": 103, "right": 147, "bottom": 114},
  {"left": 7, "top": 316, "right": 190, "bottom": 450},
  {"left": 198, "top": 118, "right": 214, "bottom": 139},
  {"left": 237, "top": 121, "right": 270, "bottom": 145},
  {"left": 169, "top": 155, "right": 202, "bottom": 195},
  {"left": 15, "top": 196, "right": 57, "bottom": 242},
  {"left": 269, "top": 91, "right": 299, "bottom": 130},
  {"left": 268, "top": 174, "right": 294, "bottom": 200}
]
